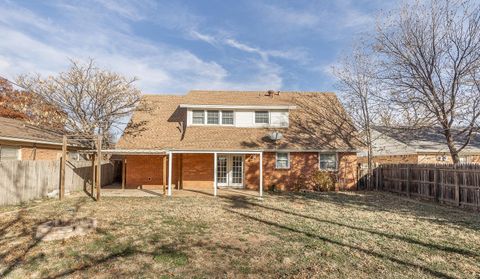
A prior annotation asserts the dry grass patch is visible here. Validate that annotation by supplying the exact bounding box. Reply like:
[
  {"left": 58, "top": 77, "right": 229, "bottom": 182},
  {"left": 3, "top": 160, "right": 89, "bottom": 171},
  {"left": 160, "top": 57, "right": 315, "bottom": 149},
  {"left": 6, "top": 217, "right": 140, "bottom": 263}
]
[{"left": 0, "top": 191, "right": 479, "bottom": 278}]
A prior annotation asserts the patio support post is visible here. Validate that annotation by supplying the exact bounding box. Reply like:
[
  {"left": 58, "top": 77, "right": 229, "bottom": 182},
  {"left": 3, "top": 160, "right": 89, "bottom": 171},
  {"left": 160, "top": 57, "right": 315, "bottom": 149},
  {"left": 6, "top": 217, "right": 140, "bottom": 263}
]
[
  {"left": 259, "top": 152, "right": 263, "bottom": 197},
  {"left": 162, "top": 155, "right": 167, "bottom": 195},
  {"left": 213, "top": 152, "right": 218, "bottom": 196},
  {"left": 121, "top": 158, "right": 126, "bottom": 191},
  {"left": 168, "top": 151, "right": 172, "bottom": 196}
]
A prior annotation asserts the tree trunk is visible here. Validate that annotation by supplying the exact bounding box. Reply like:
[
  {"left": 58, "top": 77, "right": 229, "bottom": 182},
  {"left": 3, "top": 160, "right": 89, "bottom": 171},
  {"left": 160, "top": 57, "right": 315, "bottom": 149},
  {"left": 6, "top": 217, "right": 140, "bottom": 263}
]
[{"left": 444, "top": 128, "right": 460, "bottom": 164}]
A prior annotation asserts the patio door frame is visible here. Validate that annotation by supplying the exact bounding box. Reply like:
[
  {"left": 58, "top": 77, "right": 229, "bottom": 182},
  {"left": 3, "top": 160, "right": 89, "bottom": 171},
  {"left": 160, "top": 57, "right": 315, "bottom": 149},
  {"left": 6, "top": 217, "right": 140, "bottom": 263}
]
[{"left": 217, "top": 154, "right": 244, "bottom": 188}]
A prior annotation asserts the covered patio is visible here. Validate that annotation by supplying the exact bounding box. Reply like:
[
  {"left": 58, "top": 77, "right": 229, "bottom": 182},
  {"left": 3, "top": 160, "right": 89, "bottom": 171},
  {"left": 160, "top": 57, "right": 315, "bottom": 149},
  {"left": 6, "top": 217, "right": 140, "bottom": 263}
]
[{"left": 79, "top": 149, "right": 264, "bottom": 200}]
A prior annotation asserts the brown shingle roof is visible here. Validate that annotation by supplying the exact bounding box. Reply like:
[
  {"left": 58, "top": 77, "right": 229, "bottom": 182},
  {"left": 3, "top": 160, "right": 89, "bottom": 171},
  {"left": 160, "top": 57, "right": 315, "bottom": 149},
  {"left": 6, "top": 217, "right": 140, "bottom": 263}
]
[
  {"left": 0, "top": 117, "right": 63, "bottom": 144},
  {"left": 117, "top": 90, "right": 361, "bottom": 151}
]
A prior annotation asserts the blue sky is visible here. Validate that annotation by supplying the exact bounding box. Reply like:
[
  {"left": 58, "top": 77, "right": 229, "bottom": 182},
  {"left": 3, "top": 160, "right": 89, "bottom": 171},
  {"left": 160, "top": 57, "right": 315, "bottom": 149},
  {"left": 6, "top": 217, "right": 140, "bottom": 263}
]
[{"left": 0, "top": 0, "right": 394, "bottom": 94}]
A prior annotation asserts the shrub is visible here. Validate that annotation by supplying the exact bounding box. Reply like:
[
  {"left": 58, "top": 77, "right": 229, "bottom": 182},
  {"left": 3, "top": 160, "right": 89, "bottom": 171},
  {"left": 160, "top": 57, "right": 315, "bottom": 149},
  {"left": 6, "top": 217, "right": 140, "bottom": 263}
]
[{"left": 311, "top": 170, "right": 336, "bottom": 192}]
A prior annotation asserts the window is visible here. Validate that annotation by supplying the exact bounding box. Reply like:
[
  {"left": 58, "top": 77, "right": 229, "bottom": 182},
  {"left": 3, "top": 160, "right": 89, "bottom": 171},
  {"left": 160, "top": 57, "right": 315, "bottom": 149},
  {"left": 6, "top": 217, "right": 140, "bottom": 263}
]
[
  {"left": 221, "top": 111, "right": 234, "bottom": 125},
  {"left": 207, "top": 110, "right": 219, "bottom": 124},
  {"left": 0, "top": 146, "right": 20, "bottom": 161},
  {"left": 276, "top": 152, "right": 290, "bottom": 169},
  {"left": 255, "top": 111, "right": 269, "bottom": 124},
  {"left": 192, "top": 110, "right": 205, "bottom": 124},
  {"left": 319, "top": 153, "right": 337, "bottom": 170}
]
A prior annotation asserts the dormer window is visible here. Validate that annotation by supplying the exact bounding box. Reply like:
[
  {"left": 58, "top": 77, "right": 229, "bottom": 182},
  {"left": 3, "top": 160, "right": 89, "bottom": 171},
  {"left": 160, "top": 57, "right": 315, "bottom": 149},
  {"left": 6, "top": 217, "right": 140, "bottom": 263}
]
[
  {"left": 207, "top": 110, "right": 220, "bottom": 124},
  {"left": 192, "top": 110, "right": 205, "bottom": 124},
  {"left": 255, "top": 111, "right": 269, "bottom": 124}
]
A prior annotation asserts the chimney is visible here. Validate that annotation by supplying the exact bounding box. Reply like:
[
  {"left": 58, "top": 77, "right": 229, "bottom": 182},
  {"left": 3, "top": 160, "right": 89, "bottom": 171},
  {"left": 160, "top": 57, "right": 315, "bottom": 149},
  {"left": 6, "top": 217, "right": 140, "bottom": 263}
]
[{"left": 266, "top": 90, "right": 280, "bottom": 97}]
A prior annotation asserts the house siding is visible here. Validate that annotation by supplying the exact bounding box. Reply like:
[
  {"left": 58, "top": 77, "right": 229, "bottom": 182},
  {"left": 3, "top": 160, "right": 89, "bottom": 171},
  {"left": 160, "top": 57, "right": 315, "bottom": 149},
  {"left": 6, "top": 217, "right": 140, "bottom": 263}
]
[
  {"left": 21, "top": 147, "right": 62, "bottom": 160},
  {"left": 124, "top": 152, "right": 358, "bottom": 191},
  {"left": 125, "top": 155, "right": 165, "bottom": 189},
  {"left": 245, "top": 152, "right": 357, "bottom": 191},
  {"left": 359, "top": 153, "right": 480, "bottom": 165},
  {"left": 181, "top": 153, "right": 214, "bottom": 189}
]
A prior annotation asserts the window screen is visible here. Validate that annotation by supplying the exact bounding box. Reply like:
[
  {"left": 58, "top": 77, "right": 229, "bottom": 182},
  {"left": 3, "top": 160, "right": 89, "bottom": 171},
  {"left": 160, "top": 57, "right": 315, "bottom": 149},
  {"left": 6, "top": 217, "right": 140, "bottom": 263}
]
[
  {"left": 276, "top": 152, "right": 290, "bottom": 169},
  {"left": 221, "top": 111, "right": 234, "bottom": 125},
  {"left": 255, "top": 111, "right": 269, "bottom": 124},
  {"left": 192, "top": 110, "right": 205, "bottom": 124},
  {"left": 207, "top": 110, "right": 219, "bottom": 124},
  {"left": 319, "top": 153, "right": 337, "bottom": 170}
]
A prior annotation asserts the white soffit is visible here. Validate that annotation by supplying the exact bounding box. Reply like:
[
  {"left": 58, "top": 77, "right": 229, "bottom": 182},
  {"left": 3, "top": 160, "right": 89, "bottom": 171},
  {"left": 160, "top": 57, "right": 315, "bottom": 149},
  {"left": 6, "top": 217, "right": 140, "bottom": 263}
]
[{"left": 179, "top": 104, "right": 297, "bottom": 110}]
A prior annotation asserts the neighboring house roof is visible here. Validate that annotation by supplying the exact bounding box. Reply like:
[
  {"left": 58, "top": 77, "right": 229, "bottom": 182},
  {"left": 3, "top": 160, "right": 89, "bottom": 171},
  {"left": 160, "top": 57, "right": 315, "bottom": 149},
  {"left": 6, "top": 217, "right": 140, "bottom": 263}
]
[
  {"left": 370, "top": 126, "right": 480, "bottom": 155},
  {"left": 117, "top": 90, "right": 361, "bottom": 152},
  {"left": 0, "top": 117, "right": 64, "bottom": 146}
]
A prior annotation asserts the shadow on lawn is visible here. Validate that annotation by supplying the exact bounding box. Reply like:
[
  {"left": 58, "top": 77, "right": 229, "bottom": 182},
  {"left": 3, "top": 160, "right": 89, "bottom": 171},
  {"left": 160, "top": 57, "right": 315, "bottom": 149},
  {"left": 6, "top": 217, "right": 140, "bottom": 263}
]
[
  {"left": 225, "top": 208, "right": 456, "bottom": 279},
  {"left": 0, "top": 197, "right": 89, "bottom": 277},
  {"left": 223, "top": 195, "right": 480, "bottom": 258},
  {"left": 275, "top": 191, "right": 480, "bottom": 231},
  {"left": 44, "top": 233, "right": 241, "bottom": 278}
]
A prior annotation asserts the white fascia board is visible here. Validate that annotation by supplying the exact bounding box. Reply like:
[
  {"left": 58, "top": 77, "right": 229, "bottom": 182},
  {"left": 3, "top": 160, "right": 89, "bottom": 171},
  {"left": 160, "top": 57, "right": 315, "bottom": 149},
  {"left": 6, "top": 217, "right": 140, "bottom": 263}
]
[
  {"left": 0, "top": 136, "right": 64, "bottom": 146},
  {"left": 179, "top": 104, "right": 297, "bottom": 110},
  {"left": 78, "top": 149, "right": 167, "bottom": 155},
  {"left": 168, "top": 148, "right": 359, "bottom": 153}
]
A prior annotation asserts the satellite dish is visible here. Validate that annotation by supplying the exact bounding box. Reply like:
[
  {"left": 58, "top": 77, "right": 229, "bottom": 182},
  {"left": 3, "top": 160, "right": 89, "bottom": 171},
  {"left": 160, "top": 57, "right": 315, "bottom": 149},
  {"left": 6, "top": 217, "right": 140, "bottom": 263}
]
[{"left": 269, "top": 131, "right": 283, "bottom": 141}]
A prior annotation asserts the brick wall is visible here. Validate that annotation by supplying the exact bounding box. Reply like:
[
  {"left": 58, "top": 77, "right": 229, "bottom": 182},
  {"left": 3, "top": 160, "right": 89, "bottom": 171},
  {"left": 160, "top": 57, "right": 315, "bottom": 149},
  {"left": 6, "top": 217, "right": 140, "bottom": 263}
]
[
  {"left": 125, "top": 155, "right": 164, "bottom": 189},
  {"left": 21, "top": 147, "right": 62, "bottom": 160},
  {"left": 181, "top": 153, "right": 214, "bottom": 189},
  {"left": 245, "top": 152, "right": 358, "bottom": 191},
  {"left": 358, "top": 154, "right": 419, "bottom": 165},
  {"left": 124, "top": 153, "right": 214, "bottom": 190},
  {"left": 125, "top": 152, "right": 358, "bottom": 191},
  {"left": 337, "top": 152, "right": 358, "bottom": 190},
  {"left": 359, "top": 153, "right": 480, "bottom": 165}
]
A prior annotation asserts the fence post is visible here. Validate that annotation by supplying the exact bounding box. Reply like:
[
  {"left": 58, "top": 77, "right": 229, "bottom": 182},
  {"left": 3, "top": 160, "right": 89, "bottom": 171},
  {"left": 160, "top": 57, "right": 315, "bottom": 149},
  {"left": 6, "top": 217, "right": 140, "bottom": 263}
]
[
  {"left": 60, "top": 135, "right": 67, "bottom": 200},
  {"left": 406, "top": 166, "right": 411, "bottom": 198},
  {"left": 454, "top": 166, "right": 460, "bottom": 206}
]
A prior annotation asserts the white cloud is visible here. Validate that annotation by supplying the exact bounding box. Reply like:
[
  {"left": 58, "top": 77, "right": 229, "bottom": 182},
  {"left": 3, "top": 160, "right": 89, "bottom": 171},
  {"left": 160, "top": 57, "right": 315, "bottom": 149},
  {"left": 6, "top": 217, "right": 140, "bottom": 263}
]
[
  {"left": 253, "top": 1, "right": 383, "bottom": 38},
  {"left": 0, "top": 1, "right": 284, "bottom": 93},
  {"left": 190, "top": 30, "right": 308, "bottom": 64}
]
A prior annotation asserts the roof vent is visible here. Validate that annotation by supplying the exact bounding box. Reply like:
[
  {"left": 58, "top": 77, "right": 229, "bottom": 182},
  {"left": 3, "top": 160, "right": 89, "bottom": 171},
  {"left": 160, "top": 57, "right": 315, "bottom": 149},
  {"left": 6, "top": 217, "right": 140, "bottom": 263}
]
[{"left": 269, "top": 131, "right": 283, "bottom": 141}]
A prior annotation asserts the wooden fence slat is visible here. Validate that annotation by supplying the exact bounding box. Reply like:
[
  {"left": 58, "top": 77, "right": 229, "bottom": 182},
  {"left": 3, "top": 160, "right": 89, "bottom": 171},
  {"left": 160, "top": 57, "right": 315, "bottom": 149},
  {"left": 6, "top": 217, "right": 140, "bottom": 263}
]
[
  {"left": 0, "top": 159, "right": 115, "bottom": 206},
  {"left": 377, "top": 163, "right": 480, "bottom": 209}
]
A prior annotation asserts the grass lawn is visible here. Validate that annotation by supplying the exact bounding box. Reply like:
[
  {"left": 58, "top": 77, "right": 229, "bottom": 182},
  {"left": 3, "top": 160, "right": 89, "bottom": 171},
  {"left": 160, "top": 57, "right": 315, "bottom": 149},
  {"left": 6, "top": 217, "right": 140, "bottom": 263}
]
[{"left": 1, "top": 191, "right": 479, "bottom": 278}]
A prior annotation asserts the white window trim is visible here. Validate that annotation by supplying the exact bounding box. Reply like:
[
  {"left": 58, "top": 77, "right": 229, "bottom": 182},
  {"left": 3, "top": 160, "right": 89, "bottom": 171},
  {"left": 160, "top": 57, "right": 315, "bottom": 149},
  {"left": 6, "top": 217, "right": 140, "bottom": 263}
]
[
  {"left": 206, "top": 110, "right": 220, "bottom": 125},
  {"left": 275, "top": 152, "right": 290, "bottom": 169},
  {"left": 221, "top": 110, "right": 235, "bottom": 126},
  {"left": 192, "top": 110, "right": 205, "bottom": 125},
  {"left": 191, "top": 110, "right": 236, "bottom": 126},
  {"left": 318, "top": 152, "right": 338, "bottom": 171},
  {"left": 254, "top": 110, "right": 270, "bottom": 125}
]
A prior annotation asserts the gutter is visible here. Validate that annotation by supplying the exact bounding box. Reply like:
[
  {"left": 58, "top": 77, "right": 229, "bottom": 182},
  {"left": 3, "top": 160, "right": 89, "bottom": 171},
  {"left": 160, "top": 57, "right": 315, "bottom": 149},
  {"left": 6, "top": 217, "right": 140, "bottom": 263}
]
[
  {"left": 0, "top": 136, "right": 66, "bottom": 146},
  {"left": 179, "top": 104, "right": 297, "bottom": 110}
]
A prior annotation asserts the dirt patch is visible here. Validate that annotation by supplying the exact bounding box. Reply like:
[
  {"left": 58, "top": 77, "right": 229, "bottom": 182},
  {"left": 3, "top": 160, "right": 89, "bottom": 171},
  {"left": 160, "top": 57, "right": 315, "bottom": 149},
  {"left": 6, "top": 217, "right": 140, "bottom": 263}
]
[{"left": 36, "top": 218, "right": 97, "bottom": 241}]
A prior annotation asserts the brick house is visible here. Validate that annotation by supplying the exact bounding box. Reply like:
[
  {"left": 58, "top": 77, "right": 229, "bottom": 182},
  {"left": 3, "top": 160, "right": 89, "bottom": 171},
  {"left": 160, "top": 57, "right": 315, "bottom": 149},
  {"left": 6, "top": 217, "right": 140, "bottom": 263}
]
[
  {"left": 115, "top": 90, "right": 361, "bottom": 196},
  {"left": 358, "top": 126, "right": 480, "bottom": 165},
  {"left": 0, "top": 117, "right": 79, "bottom": 161}
]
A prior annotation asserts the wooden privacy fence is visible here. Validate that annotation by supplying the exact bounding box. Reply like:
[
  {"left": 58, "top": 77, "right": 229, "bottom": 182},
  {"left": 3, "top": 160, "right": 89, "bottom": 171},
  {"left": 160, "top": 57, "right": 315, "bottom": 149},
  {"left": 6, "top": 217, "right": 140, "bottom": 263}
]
[
  {"left": 0, "top": 160, "right": 114, "bottom": 206},
  {"left": 376, "top": 164, "right": 480, "bottom": 209}
]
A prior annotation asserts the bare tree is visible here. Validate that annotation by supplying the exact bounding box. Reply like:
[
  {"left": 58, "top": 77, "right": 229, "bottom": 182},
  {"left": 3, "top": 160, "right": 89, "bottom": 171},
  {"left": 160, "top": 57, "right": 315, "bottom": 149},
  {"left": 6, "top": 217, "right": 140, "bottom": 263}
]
[
  {"left": 375, "top": 0, "right": 480, "bottom": 163},
  {"left": 333, "top": 47, "right": 381, "bottom": 189},
  {"left": 19, "top": 59, "right": 141, "bottom": 146},
  {"left": 0, "top": 77, "right": 66, "bottom": 131}
]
